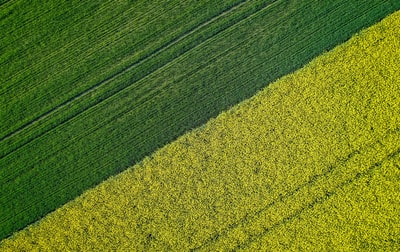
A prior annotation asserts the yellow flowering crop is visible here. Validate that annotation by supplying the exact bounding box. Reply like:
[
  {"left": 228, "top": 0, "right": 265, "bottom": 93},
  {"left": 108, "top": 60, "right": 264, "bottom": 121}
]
[{"left": 1, "top": 10, "right": 400, "bottom": 252}]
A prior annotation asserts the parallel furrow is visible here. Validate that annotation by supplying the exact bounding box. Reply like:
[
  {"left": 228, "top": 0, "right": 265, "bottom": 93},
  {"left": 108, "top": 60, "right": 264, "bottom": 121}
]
[
  {"left": 195, "top": 128, "right": 400, "bottom": 251},
  {"left": 0, "top": 0, "right": 268, "bottom": 152}
]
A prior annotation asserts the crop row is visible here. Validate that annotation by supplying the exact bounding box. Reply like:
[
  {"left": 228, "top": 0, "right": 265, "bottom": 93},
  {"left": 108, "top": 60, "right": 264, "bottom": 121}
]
[
  {"left": 0, "top": 0, "right": 274, "bottom": 158},
  {"left": 0, "top": 0, "right": 243, "bottom": 137},
  {"left": 1, "top": 8, "right": 399, "bottom": 250},
  {"left": 199, "top": 130, "right": 400, "bottom": 251},
  {"left": 1, "top": 0, "right": 399, "bottom": 241}
]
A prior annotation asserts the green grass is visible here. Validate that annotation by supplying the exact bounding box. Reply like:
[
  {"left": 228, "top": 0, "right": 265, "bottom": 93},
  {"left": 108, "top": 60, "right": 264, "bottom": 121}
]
[{"left": 1, "top": 0, "right": 399, "bottom": 241}]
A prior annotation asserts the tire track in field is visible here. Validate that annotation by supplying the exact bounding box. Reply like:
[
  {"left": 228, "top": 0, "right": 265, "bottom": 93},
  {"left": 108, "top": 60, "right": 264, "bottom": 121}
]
[
  {"left": 0, "top": 0, "right": 280, "bottom": 157},
  {"left": 2, "top": 0, "right": 396, "bottom": 243},
  {"left": 0, "top": 0, "right": 291, "bottom": 189},
  {"left": 0, "top": 0, "right": 275, "bottom": 194},
  {"left": 1, "top": 0, "right": 306, "bottom": 234},
  {"left": 236, "top": 147, "right": 400, "bottom": 251},
  {"left": 0, "top": 0, "right": 367, "bottom": 189},
  {"left": 191, "top": 152, "right": 361, "bottom": 251},
  {"left": 0, "top": 0, "right": 386, "bottom": 230},
  {"left": 193, "top": 128, "right": 400, "bottom": 251},
  {"left": 0, "top": 0, "right": 281, "bottom": 222},
  {"left": 0, "top": 0, "right": 382, "bottom": 190},
  {"left": 1, "top": 0, "right": 235, "bottom": 138},
  {"left": 0, "top": 0, "right": 250, "bottom": 141}
]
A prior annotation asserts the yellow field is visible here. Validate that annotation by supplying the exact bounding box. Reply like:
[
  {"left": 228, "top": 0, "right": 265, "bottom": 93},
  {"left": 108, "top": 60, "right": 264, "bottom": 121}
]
[{"left": 1, "top": 10, "right": 399, "bottom": 251}]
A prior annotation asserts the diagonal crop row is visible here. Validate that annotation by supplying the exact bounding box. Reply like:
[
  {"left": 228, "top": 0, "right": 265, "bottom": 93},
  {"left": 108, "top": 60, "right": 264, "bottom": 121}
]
[
  {"left": 0, "top": 0, "right": 394, "bottom": 219},
  {"left": 0, "top": 0, "right": 353, "bottom": 188},
  {"left": 0, "top": 0, "right": 394, "bottom": 194},
  {"left": 0, "top": 0, "right": 275, "bottom": 157},
  {"left": 1, "top": 0, "right": 399, "bottom": 241},
  {"left": 0, "top": 0, "right": 288, "bottom": 187},
  {"left": 195, "top": 128, "right": 400, "bottom": 251},
  {"left": 239, "top": 146, "right": 400, "bottom": 251},
  {"left": 0, "top": 0, "right": 281, "bottom": 187},
  {"left": 0, "top": 0, "right": 242, "bottom": 137},
  {"left": 0, "top": 0, "right": 281, "bottom": 238},
  {"left": 0, "top": 6, "right": 399, "bottom": 248},
  {"left": 0, "top": 0, "right": 368, "bottom": 160}
]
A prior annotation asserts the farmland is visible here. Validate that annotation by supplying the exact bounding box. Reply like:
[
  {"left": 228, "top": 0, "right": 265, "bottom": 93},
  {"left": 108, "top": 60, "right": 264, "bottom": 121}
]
[
  {"left": 1, "top": 0, "right": 400, "bottom": 241},
  {"left": 1, "top": 9, "right": 399, "bottom": 250}
]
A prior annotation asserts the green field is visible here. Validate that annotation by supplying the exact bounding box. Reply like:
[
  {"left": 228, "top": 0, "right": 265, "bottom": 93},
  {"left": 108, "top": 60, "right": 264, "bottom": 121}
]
[
  {"left": 1, "top": 9, "right": 399, "bottom": 250},
  {"left": 1, "top": 0, "right": 399, "bottom": 241}
]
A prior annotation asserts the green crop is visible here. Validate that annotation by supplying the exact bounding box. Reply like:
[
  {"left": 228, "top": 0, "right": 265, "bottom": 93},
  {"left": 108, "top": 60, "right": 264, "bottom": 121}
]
[
  {"left": 1, "top": 0, "right": 399, "bottom": 241},
  {"left": 1, "top": 9, "right": 399, "bottom": 251}
]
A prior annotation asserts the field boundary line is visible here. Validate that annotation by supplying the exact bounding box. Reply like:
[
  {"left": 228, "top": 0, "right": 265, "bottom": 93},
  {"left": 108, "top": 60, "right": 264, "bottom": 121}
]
[
  {"left": 0, "top": 0, "right": 373, "bottom": 186},
  {"left": 0, "top": 0, "right": 289, "bottom": 189},
  {"left": 0, "top": 0, "right": 386, "bottom": 186},
  {"left": 193, "top": 127, "right": 400, "bottom": 250},
  {"left": 0, "top": 0, "right": 280, "bottom": 197}
]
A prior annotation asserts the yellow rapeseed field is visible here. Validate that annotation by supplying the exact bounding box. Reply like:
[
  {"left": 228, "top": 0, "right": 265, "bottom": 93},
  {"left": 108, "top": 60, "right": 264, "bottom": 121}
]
[{"left": 1, "top": 10, "right": 399, "bottom": 251}]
